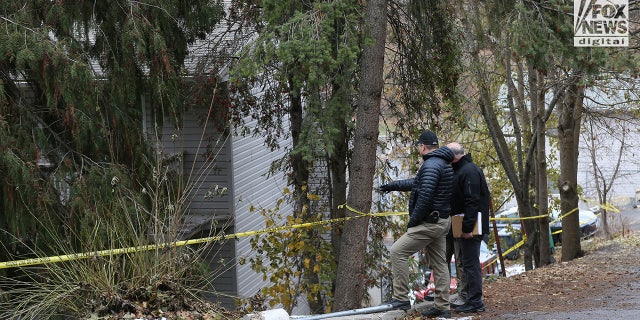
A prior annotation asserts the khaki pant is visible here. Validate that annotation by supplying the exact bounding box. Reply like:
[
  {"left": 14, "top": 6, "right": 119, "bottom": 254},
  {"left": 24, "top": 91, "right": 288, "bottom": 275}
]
[{"left": 390, "top": 216, "right": 451, "bottom": 310}]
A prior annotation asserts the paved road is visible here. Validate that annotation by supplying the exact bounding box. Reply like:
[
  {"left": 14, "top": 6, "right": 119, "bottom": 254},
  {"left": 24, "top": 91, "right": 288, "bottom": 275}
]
[{"left": 619, "top": 206, "right": 640, "bottom": 231}]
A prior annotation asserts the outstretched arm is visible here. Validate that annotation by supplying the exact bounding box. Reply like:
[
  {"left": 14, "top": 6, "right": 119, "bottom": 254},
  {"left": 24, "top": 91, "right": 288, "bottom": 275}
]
[{"left": 379, "top": 178, "right": 414, "bottom": 192}]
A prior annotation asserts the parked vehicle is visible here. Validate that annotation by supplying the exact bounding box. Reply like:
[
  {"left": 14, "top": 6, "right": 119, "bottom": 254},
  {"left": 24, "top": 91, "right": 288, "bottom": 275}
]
[
  {"left": 549, "top": 208, "right": 599, "bottom": 245},
  {"left": 492, "top": 207, "right": 522, "bottom": 260},
  {"left": 492, "top": 204, "right": 600, "bottom": 252},
  {"left": 493, "top": 206, "right": 520, "bottom": 228}
]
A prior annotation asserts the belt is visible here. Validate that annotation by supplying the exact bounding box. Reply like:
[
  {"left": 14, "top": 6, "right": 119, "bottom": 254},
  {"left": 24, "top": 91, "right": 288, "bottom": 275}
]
[{"left": 424, "top": 211, "right": 449, "bottom": 223}]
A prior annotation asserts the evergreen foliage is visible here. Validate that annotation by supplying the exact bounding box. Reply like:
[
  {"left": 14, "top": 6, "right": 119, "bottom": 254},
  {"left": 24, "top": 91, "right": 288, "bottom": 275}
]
[
  {"left": 386, "top": 0, "right": 464, "bottom": 138},
  {"left": 229, "top": 0, "right": 361, "bottom": 153},
  {"left": 0, "top": 1, "right": 225, "bottom": 315}
]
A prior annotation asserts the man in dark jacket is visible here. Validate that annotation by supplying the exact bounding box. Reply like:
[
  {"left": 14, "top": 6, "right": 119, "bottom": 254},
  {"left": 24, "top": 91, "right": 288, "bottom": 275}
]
[
  {"left": 379, "top": 130, "right": 454, "bottom": 318},
  {"left": 447, "top": 142, "right": 490, "bottom": 314}
]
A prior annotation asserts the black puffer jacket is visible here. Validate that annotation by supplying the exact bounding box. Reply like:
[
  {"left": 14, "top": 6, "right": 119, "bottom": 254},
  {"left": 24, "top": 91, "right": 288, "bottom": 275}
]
[
  {"left": 451, "top": 153, "right": 490, "bottom": 235},
  {"left": 384, "top": 146, "right": 454, "bottom": 228}
]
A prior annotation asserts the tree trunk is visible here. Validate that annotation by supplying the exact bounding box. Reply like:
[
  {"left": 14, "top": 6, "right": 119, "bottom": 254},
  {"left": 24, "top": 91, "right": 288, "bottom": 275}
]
[
  {"left": 558, "top": 76, "right": 584, "bottom": 261},
  {"left": 329, "top": 129, "right": 348, "bottom": 277},
  {"left": 328, "top": 110, "right": 348, "bottom": 305},
  {"left": 287, "top": 78, "right": 324, "bottom": 313},
  {"left": 333, "top": 0, "right": 386, "bottom": 311},
  {"left": 532, "top": 68, "right": 550, "bottom": 266},
  {"left": 518, "top": 201, "right": 536, "bottom": 270}
]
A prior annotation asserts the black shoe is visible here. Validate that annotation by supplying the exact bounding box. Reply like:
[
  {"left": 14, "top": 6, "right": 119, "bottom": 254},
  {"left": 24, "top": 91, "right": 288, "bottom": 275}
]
[
  {"left": 385, "top": 299, "right": 411, "bottom": 310},
  {"left": 421, "top": 307, "right": 451, "bottom": 318},
  {"left": 454, "top": 303, "right": 486, "bottom": 313}
]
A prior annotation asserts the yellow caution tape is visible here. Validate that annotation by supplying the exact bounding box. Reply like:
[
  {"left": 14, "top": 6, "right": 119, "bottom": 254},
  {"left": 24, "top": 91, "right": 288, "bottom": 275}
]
[
  {"left": 550, "top": 207, "right": 579, "bottom": 223},
  {"left": 482, "top": 235, "right": 526, "bottom": 269},
  {"left": 550, "top": 209, "right": 599, "bottom": 236},
  {"left": 599, "top": 202, "right": 620, "bottom": 212},
  {"left": 489, "top": 208, "right": 578, "bottom": 222},
  {"left": 0, "top": 204, "right": 406, "bottom": 269},
  {"left": 482, "top": 237, "right": 525, "bottom": 269},
  {"left": 491, "top": 214, "right": 548, "bottom": 221},
  {"left": 339, "top": 203, "right": 408, "bottom": 218},
  {"left": 0, "top": 204, "right": 587, "bottom": 270},
  {"left": 490, "top": 207, "right": 580, "bottom": 223},
  {"left": 502, "top": 237, "right": 526, "bottom": 258}
]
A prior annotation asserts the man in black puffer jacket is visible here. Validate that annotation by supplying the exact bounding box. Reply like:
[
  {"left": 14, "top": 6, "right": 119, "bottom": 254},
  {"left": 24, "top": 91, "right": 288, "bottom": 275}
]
[{"left": 379, "top": 130, "right": 454, "bottom": 318}]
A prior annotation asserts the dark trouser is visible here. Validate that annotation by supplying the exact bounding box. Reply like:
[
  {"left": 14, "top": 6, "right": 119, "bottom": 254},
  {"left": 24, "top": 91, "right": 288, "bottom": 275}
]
[
  {"left": 446, "top": 233, "right": 466, "bottom": 300},
  {"left": 459, "top": 236, "right": 483, "bottom": 307}
]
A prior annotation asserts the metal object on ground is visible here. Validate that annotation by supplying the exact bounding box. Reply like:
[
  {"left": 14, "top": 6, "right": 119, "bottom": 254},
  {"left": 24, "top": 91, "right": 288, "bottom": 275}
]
[{"left": 297, "top": 304, "right": 397, "bottom": 319}]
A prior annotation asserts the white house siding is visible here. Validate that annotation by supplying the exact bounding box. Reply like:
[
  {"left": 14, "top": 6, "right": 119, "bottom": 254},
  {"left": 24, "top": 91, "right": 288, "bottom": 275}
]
[
  {"left": 543, "top": 124, "right": 639, "bottom": 209},
  {"left": 142, "top": 102, "right": 235, "bottom": 221},
  {"left": 575, "top": 114, "right": 640, "bottom": 206},
  {"left": 179, "top": 107, "right": 239, "bottom": 308},
  {"left": 573, "top": 85, "right": 640, "bottom": 205},
  {"left": 143, "top": 101, "right": 238, "bottom": 308},
  {"left": 231, "top": 117, "right": 292, "bottom": 301}
]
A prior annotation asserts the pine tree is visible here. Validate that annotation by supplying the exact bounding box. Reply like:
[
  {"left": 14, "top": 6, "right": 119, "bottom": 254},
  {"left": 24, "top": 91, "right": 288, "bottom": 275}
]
[{"left": 0, "top": 0, "right": 222, "bottom": 274}]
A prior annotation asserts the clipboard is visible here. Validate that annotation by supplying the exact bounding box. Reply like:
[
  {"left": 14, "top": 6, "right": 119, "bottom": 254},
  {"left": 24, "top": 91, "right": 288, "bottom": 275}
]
[{"left": 452, "top": 212, "right": 482, "bottom": 238}]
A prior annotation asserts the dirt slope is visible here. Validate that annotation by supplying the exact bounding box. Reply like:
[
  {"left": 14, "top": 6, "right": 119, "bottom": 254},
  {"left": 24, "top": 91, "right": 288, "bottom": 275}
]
[{"left": 478, "top": 234, "right": 640, "bottom": 319}]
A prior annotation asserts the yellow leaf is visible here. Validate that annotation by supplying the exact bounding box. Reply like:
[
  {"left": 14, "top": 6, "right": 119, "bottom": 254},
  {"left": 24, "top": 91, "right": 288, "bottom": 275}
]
[
  {"left": 265, "top": 218, "right": 274, "bottom": 227},
  {"left": 307, "top": 193, "right": 321, "bottom": 200},
  {"left": 304, "top": 258, "right": 311, "bottom": 268}
]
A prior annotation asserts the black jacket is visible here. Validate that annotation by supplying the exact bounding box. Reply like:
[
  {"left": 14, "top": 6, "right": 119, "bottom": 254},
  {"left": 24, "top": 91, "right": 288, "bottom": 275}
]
[
  {"left": 384, "top": 146, "right": 454, "bottom": 228},
  {"left": 450, "top": 153, "right": 490, "bottom": 235}
]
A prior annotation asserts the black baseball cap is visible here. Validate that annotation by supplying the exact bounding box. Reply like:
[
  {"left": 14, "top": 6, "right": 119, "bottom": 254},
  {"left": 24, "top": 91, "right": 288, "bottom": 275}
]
[{"left": 417, "top": 130, "right": 439, "bottom": 146}]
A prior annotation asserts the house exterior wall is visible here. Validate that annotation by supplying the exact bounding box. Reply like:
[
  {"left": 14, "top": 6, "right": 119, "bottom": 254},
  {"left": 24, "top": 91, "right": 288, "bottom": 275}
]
[
  {"left": 574, "top": 114, "right": 640, "bottom": 206},
  {"left": 143, "top": 100, "right": 238, "bottom": 308},
  {"left": 230, "top": 117, "right": 292, "bottom": 301},
  {"left": 179, "top": 0, "right": 295, "bottom": 306},
  {"left": 141, "top": 101, "right": 235, "bottom": 221}
]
